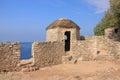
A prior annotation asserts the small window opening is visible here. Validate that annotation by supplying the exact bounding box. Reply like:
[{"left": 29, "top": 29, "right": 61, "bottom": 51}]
[{"left": 64, "top": 35, "right": 67, "bottom": 40}]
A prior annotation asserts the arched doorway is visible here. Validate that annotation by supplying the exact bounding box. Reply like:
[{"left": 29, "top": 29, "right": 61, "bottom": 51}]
[{"left": 64, "top": 31, "right": 71, "bottom": 51}]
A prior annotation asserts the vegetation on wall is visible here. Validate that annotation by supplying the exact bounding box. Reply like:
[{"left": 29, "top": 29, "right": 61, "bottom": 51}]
[{"left": 94, "top": 0, "right": 120, "bottom": 36}]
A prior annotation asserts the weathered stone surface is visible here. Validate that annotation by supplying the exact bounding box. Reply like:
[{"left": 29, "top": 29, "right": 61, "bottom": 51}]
[
  {"left": 46, "top": 18, "right": 80, "bottom": 42},
  {"left": 32, "top": 41, "right": 65, "bottom": 68},
  {"left": 63, "top": 36, "right": 120, "bottom": 63},
  {"left": 46, "top": 18, "right": 80, "bottom": 30},
  {"left": 105, "top": 27, "right": 120, "bottom": 41},
  {"left": 0, "top": 42, "right": 20, "bottom": 72}
]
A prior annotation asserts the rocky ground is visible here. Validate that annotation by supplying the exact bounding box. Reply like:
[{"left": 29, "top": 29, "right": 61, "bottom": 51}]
[{"left": 0, "top": 61, "right": 120, "bottom": 80}]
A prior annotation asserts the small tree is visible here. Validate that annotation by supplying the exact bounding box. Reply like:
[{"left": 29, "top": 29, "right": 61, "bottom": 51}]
[{"left": 94, "top": 0, "right": 120, "bottom": 36}]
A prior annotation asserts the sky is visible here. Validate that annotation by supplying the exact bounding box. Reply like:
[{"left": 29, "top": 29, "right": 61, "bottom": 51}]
[{"left": 0, "top": 0, "right": 110, "bottom": 42}]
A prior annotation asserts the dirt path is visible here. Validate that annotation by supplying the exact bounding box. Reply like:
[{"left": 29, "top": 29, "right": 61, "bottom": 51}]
[{"left": 0, "top": 61, "right": 120, "bottom": 80}]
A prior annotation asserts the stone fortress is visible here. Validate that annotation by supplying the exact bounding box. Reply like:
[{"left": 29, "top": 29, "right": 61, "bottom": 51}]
[{"left": 0, "top": 18, "right": 120, "bottom": 72}]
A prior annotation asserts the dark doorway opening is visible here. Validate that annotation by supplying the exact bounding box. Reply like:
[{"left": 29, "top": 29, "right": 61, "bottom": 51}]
[
  {"left": 64, "top": 31, "right": 71, "bottom": 51},
  {"left": 115, "top": 28, "right": 118, "bottom": 34}
]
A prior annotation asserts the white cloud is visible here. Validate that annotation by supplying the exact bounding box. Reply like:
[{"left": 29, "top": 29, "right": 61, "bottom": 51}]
[{"left": 87, "top": 0, "right": 110, "bottom": 13}]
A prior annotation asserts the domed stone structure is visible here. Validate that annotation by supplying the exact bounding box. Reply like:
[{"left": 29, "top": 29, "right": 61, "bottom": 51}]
[
  {"left": 46, "top": 18, "right": 80, "bottom": 30},
  {"left": 46, "top": 18, "right": 80, "bottom": 42},
  {"left": 46, "top": 18, "right": 80, "bottom": 51}
]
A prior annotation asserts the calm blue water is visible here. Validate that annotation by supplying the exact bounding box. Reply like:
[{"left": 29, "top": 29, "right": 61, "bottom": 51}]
[{"left": 20, "top": 42, "right": 32, "bottom": 60}]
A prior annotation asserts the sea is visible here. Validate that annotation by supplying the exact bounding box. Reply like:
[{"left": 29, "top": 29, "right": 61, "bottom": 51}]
[{"left": 20, "top": 42, "right": 32, "bottom": 60}]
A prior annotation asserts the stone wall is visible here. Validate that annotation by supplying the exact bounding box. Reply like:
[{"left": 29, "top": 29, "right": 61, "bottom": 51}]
[
  {"left": 32, "top": 41, "right": 65, "bottom": 68},
  {"left": 105, "top": 27, "right": 120, "bottom": 41},
  {"left": 63, "top": 36, "right": 120, "bottom": 63},
  {"left": 0, "top": 42, "right": 20, "bottom": 72},
  {"left": 46, "top": 28, "right": 59, "bottom": 42},
  {"left": 0, "top": 35, "right": 120, "bottom": 72}
]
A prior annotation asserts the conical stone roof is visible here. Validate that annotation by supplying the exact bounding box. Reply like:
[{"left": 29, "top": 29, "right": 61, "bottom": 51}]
[{"left": 46, "top": 18, "right": 80, "bottom": 30}]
